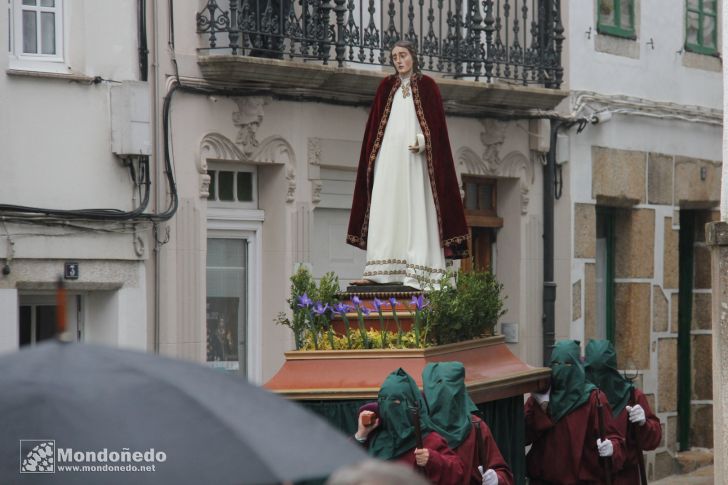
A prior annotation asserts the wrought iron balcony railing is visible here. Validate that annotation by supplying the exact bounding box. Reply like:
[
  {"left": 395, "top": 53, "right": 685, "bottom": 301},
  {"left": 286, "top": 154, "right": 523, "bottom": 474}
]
[{"left": 197, "top": 0, "right": 564, "bottom": 88}]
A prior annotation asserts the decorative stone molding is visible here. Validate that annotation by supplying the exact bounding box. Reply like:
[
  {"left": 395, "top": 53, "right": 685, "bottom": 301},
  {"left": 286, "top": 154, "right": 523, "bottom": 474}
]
[
  {"left": 286, "top": 167, "right": 297, "bottom": 203},
  {"left": 232, "top": 97, "right": 267, "bottom": 157},
  {"left": 308, "top": 138, "right": 323, "bottom": 205},
  {"left": 305, "top": 137, "right": 360, "bottom": 207},
  {"left": 199, "top": 131, "right": 297, "bottom": 202},
  {"left": 311, "top": 180, "right": 322, "bottom": 205},
  {"left": 479, "top": 119, "right": 507, "bottom": 170},
  {"left": 255, "top": 136, "right": 296, "bottom": 166},
  {"left": 200, "top": 133, "right": 246, "bottom": 169},
  {"left": 457, "top": 146, "right": 534, "bottom": 215},
  {"left": 308, "top": 138, "right": 322, "bottom": 167}
]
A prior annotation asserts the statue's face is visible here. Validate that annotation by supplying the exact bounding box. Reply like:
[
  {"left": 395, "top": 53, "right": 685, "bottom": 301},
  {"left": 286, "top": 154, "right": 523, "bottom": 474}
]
[{"left": 391, "top": 46, "right": 413, "bottom": 76}]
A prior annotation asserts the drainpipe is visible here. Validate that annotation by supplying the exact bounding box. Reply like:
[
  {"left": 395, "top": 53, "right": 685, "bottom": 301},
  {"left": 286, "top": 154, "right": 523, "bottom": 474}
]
[
  {"left": 138, "top": 0, "right": 148, "bottom": 81},
  {"left": 150, "top": 0, "right": 160, "bottom": 353},
  {"left": 542, "top": 119, "right": 561, "bottom": 366}
]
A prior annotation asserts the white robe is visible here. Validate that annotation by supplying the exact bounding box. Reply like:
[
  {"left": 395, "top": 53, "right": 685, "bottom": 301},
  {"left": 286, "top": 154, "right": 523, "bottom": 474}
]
[{"left": 362, "top": 78, "right": 447, "bottom": 290}]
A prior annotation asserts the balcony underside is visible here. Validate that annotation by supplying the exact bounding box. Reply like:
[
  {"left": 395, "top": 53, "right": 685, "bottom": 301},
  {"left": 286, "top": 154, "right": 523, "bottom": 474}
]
[{"left": 198, "top": 55, "right": 567, "bottom": 117}]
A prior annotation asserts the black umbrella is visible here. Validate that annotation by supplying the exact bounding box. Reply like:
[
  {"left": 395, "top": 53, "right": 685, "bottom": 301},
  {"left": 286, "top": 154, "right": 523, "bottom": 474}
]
[{"left": 0, "top": 341, "right": 366, "bottom": 484}]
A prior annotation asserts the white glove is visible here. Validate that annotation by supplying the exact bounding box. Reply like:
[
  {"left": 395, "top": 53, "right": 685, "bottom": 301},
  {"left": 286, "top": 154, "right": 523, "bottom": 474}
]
[
  {"left": 626, "top": 405, "right": 646, "bottom": 426},
  {"left": 531, "top": 389, "right": 550, "bottom": 405},
  {"left": 597, "top": 438, "right": 613, "bottom": 457},
  {"left": 479, "top": 466, "right": 498, "bottom": 485}
]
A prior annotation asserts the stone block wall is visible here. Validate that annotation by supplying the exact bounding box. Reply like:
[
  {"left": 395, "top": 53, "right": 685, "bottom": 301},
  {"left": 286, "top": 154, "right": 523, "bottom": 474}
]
[{"left": 572, "top": 146, "right": 720, "bottom": 480}]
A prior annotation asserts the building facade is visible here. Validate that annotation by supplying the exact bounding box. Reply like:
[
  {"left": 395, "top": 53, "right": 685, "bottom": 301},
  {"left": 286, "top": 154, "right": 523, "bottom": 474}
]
[
  {"left": 562, "top": 0, "right": 722, "bottom": 479},
  {"left": 0, "top": 0, "right": 151, "bottom": 352}
]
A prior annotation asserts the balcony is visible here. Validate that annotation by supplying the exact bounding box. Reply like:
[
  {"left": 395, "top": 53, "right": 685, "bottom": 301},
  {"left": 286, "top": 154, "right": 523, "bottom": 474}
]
[{"left": 196, "top": 0, "right": 567, "bottom": 115}]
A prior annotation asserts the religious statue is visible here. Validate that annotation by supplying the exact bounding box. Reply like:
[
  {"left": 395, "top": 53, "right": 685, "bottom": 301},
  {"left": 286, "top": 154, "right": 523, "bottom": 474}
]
[{"left": 346, "top": 40, "right": 469, "bottom": 289}]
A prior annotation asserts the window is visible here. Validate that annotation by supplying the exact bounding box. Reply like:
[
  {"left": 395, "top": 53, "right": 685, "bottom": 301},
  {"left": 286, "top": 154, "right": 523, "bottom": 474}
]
[
  {"left": 685, "top": 0, "right": 717, "bottom": 55},
  {"left": 597, "top": 0, "right": 636, "bottom": 39},
  {"left": 9, "top": 0, "right": 64, "bottom": 70},
  {"left": 19, "top": 303, "right": 57, "bottom": 346},
  {"left": 461, "top": 177, "right": 502, "bottom": 272},
  {"left": 208, "top": 166, "right": 258, "bottom": 209},
  {"left": 595, "top": 207, "right": 615, "bottom": 342},
  {"left": 18, "top": 294, "right": 80, "bottom": 346}
]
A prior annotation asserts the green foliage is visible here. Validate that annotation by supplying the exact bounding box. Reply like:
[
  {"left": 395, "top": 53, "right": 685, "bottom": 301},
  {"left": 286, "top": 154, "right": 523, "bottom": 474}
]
[
  {"left": 276, "top": 266, "right": 506, "bottom": 351},
  {"left": 425, "top": 268, "right": 506, "bottom": 345},
  {"left": 274, "top": 265, "right": 340, "bottom": 349}
]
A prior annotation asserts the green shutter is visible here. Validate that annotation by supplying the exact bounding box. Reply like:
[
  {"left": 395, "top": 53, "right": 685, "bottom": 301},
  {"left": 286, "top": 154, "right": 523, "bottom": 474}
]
[
  {"left": 597, "top": 0, "right": 636, "bottom": 39},
  {"left": 677, "top": 211, "right": 694, "bottom": 451},
  {"left": 685, "top": 0, "right": 718, "bottom": 55}
]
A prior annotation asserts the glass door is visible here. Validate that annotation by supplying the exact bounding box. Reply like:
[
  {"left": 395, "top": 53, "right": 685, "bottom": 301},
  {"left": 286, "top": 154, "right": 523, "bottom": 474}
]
[{"left": 206, "top": 238, "right": 249, "bottom": 376}]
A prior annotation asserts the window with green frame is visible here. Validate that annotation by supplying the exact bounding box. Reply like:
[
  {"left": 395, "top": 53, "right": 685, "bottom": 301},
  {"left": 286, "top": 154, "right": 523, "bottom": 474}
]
[
  {"left": 685, "top": 0, "right": 717, "bottom": 55},
  {"left": 597, "top": 0, "right": 636, "bottom": 39}
]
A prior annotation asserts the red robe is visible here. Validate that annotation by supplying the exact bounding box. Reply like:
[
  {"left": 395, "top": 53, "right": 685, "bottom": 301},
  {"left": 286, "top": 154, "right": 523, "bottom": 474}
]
[
  {"left": 525, "top": 390, "right": 626, "bottom": 485},
  {"left": 612, "top": 389, "right": 661, "bottom": 485},
  {"left": 346, "top": 73, "right": 469, "bottom": 259},
  {"left": 393, "top": 431, "right": 466, "bottom": 485},
  {"left": 455, "top": 416, "right": 514, "bottom": 485}
]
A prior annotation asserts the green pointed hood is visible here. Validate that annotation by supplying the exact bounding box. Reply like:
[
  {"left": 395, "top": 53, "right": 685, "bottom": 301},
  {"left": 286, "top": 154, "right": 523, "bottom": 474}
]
[
  {"left": 548, "top": 340, "right": 595, "bottom": 422},
  {"left": 584, "top": 339, "right": 633, "bottom": 416},
  {"left": 369, "top": 368, "right": 434, "bottom": 460},
  {"left": 422, "top": 362, "right": 478, "bottom": 448}
]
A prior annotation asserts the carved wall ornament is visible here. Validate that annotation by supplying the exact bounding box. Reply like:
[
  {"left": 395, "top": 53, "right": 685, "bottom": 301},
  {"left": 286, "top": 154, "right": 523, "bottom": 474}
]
[
  {"left": 200, "top": 173, "right": 211, "bottom": 199},
  {"left": 308, "top": 138, "right": 322, "bottom": 167},
  {"left": 479, "top": 119, "right": 507, "bottom": 170},
  {"left": 232, "top": 96, "right": 268, "bottom": 157},
  {"left": 311, "top": 180, "right": 322, "bottom": 204},
  {"left": 286, "top": 167, "right": 297, "bottom": 203},
  {"left": 199, "top": 131, "right": 297, "bottom": 203},
  {"left": 457, "top": 146, "right": 534, "bottom": 215}
]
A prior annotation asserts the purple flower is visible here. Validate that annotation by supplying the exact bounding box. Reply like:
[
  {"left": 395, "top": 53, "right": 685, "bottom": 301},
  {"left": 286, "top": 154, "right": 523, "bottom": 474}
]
[
  {"left": 359, "top": 305, "right": 371, "bottom": 316},
  {"left": 313, "top": 302, "right": 329, "bottom": 316},
  {"left": 297, "top": 293, "right": 313, "bottom": 308},
  {"left": 332, "top": 302, "right": 352, "bottom": 315},
  {"left": 373, "top": 298, "right": 384, "bottom": 311},
  {"left": 410, "top": 295, "right": 428, "bottom": 311},
  {"left": 388, "top": 297, "right": 399, "bottom": 309},
  {"left": 351, "top": 295, "right": 361, "bottom": 308}
]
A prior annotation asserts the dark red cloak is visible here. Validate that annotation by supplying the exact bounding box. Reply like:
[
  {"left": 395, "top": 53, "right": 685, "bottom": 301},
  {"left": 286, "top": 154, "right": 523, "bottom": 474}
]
[
  {"left": 455, "top": 416, "right": 515, "bottom": 485},
  {"left": 394, "top": 431, "right": 466, "bottom": 485},
  {"left": 612, "top": 389, "right": 661, "bottom": 485},
  {"left": 346, "top": 73, "right": 470, "bottom": 259},
  {"left": 525, "top": 390, "right": 626, "bottom": 485}
]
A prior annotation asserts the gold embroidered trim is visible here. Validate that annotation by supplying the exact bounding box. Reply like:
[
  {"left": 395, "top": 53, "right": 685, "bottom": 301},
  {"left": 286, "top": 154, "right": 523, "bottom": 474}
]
[
  {"left": 364, "top": 260, "right": 448, "bottom": 275},
  {"left": 347, "top": 234, "right": 366, "bottom": 248},
  {"left": 408, "top": 263, "right": 447, "bottom": 274},
  {"left": 411, "top": 75, "right": 443, "bottom": 243},
  {"left": 366, "top": 259, "right": 407, "bottom": 265},
  {"left": 442, "top": 234, "right": 471, "bottom": 246},
  {"left": 360, "top": 77, "right": 400, "bottom": 246},
  {"left": 362, "top": 269, "right": 444, "bottom": 285}
]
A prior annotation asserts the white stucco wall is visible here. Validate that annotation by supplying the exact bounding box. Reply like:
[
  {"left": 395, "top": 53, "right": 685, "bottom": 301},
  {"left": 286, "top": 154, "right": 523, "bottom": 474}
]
[
  {"left": 0, "top": 1, "right": 150, "bottom": 351},
  {"left": 0, "top": 289, "right": 19, "bottom": 353},
  {"left": 568, "top": 0, "right": 722, "bottom": 109}
]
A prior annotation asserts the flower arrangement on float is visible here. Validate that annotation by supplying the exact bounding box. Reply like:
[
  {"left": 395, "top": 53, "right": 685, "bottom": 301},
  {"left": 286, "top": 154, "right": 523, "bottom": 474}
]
[{"left": 275, "top": 265, "right": 506, "bottom": 350}]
